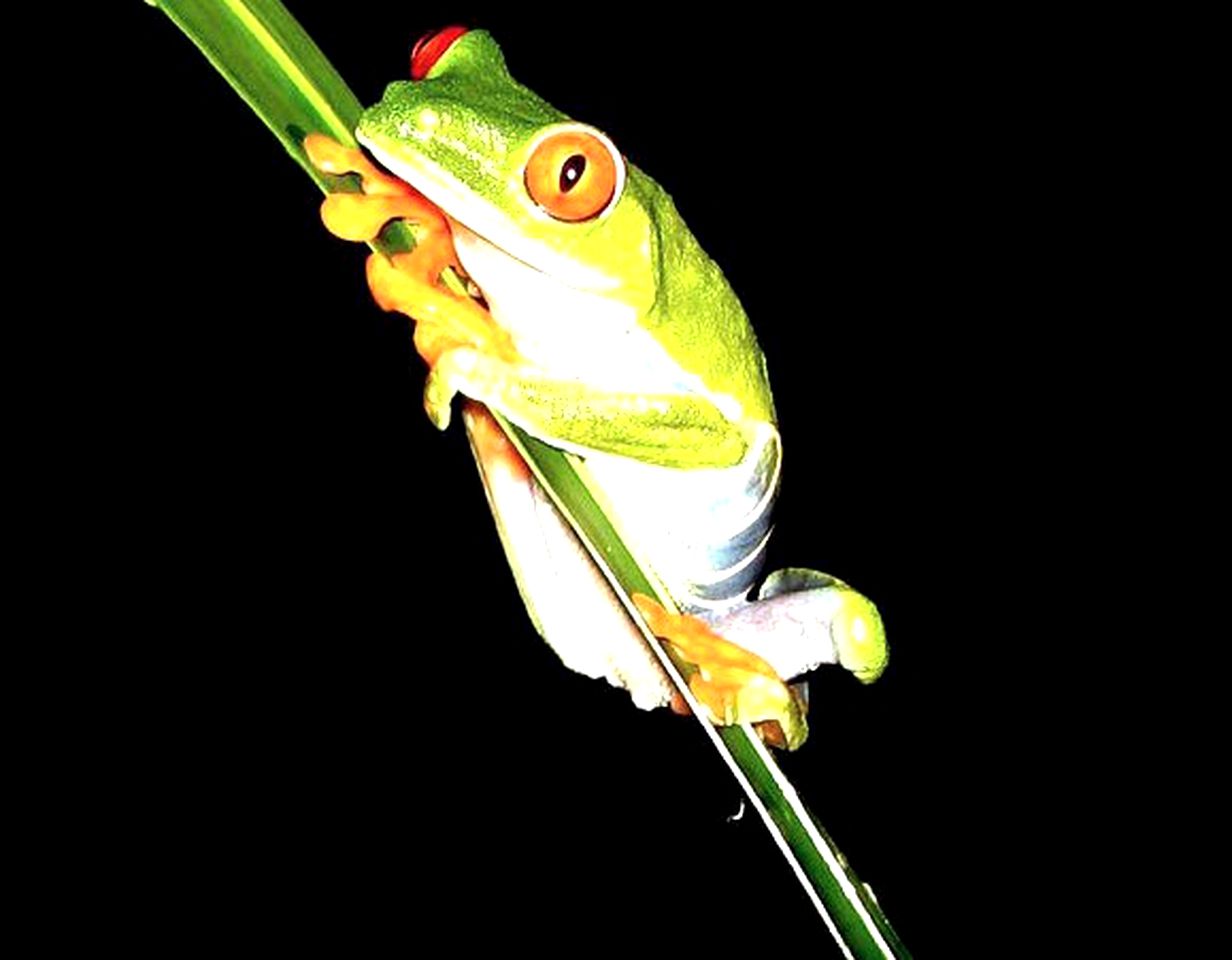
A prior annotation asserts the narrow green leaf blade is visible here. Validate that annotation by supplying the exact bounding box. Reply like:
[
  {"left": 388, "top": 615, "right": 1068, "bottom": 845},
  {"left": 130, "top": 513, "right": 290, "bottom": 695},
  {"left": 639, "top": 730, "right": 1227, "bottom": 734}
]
[
  {"left": 501, "top": 418, "right": 910, "bottom": 959},
  {"left": 149, "top": 4, "right": 910, "bottom": 954},
  {"left": 156, "top": 0, "right": 359, "bottom": 177}
]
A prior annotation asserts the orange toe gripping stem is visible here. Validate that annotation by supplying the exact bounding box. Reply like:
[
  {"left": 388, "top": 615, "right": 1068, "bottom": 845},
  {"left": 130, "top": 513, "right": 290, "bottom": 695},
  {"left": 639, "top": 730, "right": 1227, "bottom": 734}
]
[
  {"left": 631, "top": 594, "right": 797, "bottom": 743},
  {"left": 303, "top": 134, "right": 517, "bottom": 367}
]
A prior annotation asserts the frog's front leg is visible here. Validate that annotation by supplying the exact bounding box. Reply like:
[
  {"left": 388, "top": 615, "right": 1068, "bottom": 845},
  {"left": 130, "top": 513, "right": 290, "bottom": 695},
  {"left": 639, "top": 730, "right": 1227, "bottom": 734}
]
[
  {"left": 303, "top": 134, "right": 516, "bottom": 369},
  {"left": 423, "top": 346, "right": 751, "bottom": 466}
]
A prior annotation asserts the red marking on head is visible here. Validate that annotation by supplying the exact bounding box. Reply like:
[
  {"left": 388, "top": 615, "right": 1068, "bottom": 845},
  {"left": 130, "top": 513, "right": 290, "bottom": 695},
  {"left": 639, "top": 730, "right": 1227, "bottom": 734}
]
[{"left": 411, "top": 25, "right": 469, "bottom": 80}]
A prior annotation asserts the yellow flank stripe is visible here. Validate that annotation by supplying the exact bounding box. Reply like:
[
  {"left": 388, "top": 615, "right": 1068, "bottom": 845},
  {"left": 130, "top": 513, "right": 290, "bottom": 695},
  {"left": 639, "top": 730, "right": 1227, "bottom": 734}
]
[{"left": 222, "top": 0, "right": 352, "bottom": 141}]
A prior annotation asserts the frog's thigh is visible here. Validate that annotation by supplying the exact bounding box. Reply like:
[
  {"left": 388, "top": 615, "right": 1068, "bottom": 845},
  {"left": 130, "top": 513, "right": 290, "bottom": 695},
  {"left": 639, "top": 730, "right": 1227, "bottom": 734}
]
[{"left": 463, "top": 404, "right": 674, "bottom": 709}]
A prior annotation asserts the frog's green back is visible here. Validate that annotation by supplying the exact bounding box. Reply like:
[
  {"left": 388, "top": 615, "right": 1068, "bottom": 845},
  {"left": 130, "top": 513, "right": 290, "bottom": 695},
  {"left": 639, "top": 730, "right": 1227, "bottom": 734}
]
[{"left": 628, "top": 168, "right": 776, "bottom": 425}]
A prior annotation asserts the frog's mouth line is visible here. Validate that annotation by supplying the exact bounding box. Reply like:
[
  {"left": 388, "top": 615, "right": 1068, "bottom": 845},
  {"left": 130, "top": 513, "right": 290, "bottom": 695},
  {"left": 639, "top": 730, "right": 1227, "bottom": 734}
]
[{"left": 357, "top": 133, "right": 620, "bottom": 295}]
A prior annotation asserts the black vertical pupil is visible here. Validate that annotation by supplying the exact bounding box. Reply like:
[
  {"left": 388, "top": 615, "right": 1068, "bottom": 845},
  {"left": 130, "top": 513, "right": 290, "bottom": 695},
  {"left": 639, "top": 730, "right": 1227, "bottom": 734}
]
[{"left": 559, "top": 154, "right": 586, "bottom": 192}]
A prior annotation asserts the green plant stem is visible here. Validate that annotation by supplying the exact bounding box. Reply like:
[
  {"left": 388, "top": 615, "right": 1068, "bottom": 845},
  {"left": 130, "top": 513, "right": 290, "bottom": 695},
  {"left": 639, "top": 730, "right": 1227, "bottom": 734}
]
[{"left": 150, "top": 3, "right": 910, "bottom": 954}]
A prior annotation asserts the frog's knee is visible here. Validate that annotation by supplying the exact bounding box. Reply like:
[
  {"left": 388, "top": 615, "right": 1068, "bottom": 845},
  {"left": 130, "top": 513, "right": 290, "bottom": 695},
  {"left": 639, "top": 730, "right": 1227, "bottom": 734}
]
[{"left": 831, "top": 588, "right": 888, "bottom": 684}]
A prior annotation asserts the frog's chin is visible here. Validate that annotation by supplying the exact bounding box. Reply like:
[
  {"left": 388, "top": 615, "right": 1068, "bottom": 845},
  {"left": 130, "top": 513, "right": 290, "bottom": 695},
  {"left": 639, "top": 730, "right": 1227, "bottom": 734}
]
[
  {"left": 357, "top": 133, "right": 619, "bottom": 294},
  {"left": 448, "top": 217, "right": 692, "bottom": 392}
]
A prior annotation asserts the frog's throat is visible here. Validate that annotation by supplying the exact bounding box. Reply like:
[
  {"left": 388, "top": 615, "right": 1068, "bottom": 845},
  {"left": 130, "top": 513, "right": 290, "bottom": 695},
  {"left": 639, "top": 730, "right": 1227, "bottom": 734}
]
[{"left": 357, "top": 132, "right": 619, "bottom": 295}]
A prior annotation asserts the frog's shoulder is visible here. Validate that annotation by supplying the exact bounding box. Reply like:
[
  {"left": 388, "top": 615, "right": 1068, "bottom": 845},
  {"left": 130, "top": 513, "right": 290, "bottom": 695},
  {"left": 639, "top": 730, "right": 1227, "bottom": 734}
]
[{"left": 627, "top": 168, "right": 775, "bottom": 425}]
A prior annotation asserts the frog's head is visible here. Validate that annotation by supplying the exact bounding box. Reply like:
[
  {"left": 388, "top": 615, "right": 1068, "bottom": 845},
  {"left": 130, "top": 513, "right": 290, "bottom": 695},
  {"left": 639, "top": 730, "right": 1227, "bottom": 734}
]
[{"left": 356, "top": 28, "right": 656, "bottom": 305}]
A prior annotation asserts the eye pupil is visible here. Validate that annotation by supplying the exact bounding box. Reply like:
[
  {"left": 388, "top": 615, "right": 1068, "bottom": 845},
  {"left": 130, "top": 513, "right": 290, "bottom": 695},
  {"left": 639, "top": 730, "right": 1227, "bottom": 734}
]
[{"left": 559, "top": 154, "right": 586, "bottom": 193}]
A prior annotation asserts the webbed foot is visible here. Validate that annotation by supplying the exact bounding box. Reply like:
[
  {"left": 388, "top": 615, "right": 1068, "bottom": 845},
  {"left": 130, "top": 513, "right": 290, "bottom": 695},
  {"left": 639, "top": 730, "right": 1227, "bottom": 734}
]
[
  {"left": 631, "top": 593, "right": 808, "bottom": 750},
  {"left": 303, "top": 134, "right": 517, "bottom": 414}
]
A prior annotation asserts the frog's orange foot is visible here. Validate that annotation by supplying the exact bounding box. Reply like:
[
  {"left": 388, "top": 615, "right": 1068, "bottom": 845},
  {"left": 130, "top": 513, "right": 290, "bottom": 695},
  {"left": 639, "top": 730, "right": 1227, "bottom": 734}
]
[
  {"left": 317, "top": 193, "right": 439, "bottom": 244},
  {"left": 303, "top": 133, "right": 518, "bottom": 371},
  {"left": 305, "top": 133, "right": 421, "bottom": 198},
  {"left": 304, "top": 133, "right": 451, "bottom": 245},
  {"left": 366, "top": 252, "right": 516, "bottom": 367},
  {"left": 631, "top": 594, "right": 808, "bottom": 749}
]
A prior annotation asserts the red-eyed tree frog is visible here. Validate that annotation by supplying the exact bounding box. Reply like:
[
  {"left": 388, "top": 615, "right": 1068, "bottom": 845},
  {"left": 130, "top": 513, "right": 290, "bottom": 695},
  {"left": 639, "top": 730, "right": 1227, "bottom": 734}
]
[{"left": 305, "top": 27, "right": 888, "bottom": 749}]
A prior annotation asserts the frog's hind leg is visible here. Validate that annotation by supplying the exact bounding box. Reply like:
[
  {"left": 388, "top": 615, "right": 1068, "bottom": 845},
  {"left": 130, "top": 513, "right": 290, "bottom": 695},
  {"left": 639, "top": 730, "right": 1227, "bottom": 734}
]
[
  {"left": 630, "top": 570, "right": 888, "bottom": 750},
  {"left": 707, "top": 569, "right": 889, "bottom": 686},
  {"left": 462, "top": 403, "right": 676, "bottom": 711}
]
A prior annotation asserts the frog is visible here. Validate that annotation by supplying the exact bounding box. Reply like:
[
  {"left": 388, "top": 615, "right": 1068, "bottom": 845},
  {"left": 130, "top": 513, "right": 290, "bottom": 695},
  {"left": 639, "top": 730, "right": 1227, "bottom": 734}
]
[{"left": 304, "top": 26, "right": 888, "bottom": 749}]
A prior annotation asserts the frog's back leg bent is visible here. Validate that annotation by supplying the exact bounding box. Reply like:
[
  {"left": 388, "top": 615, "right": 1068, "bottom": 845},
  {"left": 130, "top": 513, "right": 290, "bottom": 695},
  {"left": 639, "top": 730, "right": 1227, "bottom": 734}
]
[
  {"left": 462, "top": 403, "right": 676, "bottom": 710},
  {"left": 466, "top": 404, "right": 888, "bottom": 747},
  {"left": 708, "top": 568, "right": 890, "bottom": 686}
]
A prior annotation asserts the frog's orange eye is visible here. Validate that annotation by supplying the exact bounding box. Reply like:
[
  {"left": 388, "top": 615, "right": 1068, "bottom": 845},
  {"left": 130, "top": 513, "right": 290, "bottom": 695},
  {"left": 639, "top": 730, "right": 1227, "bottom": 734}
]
[
  {"left": 524, "top": 129, "right": 622, "bottom": 222},
  {"left": 411, "top": 25, "right": 468, "bottom": 80}
]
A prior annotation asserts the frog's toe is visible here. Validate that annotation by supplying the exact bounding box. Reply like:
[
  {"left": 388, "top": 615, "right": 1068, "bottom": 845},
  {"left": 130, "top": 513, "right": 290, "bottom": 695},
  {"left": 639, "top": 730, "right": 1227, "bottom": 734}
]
[
  {"left": 423, "top": 373, "right": 456, "bottom": 430},
  {"left": 320, "top": 193, "right": 402, "bottom": 242},
  {"left": 631, "top": 593, "right": 808, "bottom": 749},
  {"left": 423, "top": 348, "right": 481, "bottom": 430}
]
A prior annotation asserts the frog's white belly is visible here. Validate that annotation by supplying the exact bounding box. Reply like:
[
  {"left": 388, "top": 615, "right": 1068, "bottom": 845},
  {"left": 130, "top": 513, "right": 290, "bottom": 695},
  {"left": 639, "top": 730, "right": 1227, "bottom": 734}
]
[
  {"left": 450, "top": 218, "right": 780, "bottom": 613},
  {"left": 451, "top": 212, "right": 783, "bottom": 704},
  {"left": 463, "top": 406, "right": 676, "bottom": 708},
  {"left": 464, "top": 407, "right": 780, "bottom": 712}
]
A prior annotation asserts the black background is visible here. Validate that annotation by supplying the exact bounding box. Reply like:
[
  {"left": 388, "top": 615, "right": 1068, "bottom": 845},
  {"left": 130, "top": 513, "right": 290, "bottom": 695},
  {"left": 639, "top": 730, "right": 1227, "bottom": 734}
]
[{"left": 85, "top": 2, "right": 1079, "bottom": 954}]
